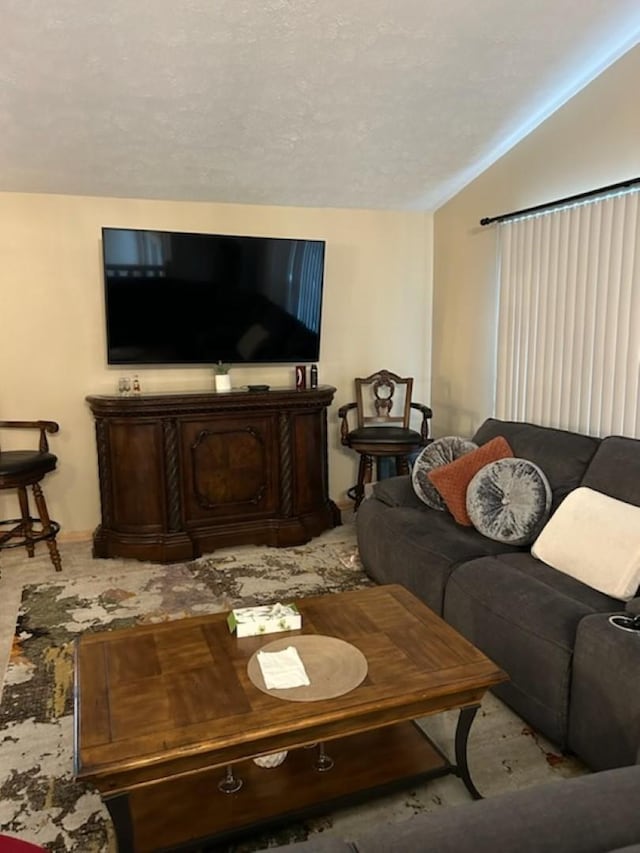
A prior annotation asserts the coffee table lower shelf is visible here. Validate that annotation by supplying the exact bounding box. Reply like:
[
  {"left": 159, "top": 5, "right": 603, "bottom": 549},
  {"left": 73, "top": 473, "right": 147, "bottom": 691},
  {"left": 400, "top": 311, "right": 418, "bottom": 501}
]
[{"left": 111, "top": 719, "right": 470, "bottom": 853}]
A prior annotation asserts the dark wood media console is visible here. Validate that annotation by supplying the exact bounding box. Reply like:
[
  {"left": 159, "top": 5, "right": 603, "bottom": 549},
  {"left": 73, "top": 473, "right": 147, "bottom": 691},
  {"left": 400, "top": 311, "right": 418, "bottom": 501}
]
[{"left": 86, "top": 386, "right": 340, "bottom": 563}]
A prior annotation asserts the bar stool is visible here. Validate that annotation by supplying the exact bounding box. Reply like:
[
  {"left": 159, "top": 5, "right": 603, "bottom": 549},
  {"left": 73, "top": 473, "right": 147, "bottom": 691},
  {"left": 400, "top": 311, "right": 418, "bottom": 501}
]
[
  {"left": 0, "top": 420, "right": 62, "bottom": 571},
  {"left": 338, "top": 369, "right": 432, "bottom": 510}
]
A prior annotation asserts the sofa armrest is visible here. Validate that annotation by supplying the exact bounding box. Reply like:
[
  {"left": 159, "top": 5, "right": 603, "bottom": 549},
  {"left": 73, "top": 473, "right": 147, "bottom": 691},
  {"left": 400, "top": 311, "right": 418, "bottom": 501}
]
[{"left": 568, "top": 612, "right": 640, "bottom": 771}]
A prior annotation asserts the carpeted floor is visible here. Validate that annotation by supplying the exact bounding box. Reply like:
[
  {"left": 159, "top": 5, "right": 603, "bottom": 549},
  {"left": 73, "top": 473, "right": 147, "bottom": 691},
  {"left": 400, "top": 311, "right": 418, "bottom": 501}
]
[{"left": 0, "top": 524, "right": 587, "bottom": 852}]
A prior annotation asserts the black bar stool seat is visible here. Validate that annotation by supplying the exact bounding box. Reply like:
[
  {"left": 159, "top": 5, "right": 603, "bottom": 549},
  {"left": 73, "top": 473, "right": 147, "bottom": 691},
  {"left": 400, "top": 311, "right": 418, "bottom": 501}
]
[{"left": 0, "top": 450, "right": 58, "bottom": 478}]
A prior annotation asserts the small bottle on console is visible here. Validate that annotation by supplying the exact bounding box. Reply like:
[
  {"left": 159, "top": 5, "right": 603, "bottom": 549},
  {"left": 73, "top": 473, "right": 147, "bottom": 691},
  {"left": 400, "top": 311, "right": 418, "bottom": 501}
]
[
  {"left": 310, "top": 364, "right": 318, "bottom": 388},
  {"left": 295, "top": 365, "right": 307, "bottom": 390}
]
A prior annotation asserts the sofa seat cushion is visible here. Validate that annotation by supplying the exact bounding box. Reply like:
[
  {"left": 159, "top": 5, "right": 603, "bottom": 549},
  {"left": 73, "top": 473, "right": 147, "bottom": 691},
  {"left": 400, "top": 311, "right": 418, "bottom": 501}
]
[
  {"left": 493, "top": 551, "right": 624, "bottom": 613},
  {"left": 472, "top": 418, "right": 600, "bottom": 512},
  {"left": 443, "top": 552, "right": 619, "bottom": 747},
  {"left": 356, "top": 497, "right": 523, "bottom": 615},
  {"left": 532, "top": 487, "right": 640, "bottom": 600}
]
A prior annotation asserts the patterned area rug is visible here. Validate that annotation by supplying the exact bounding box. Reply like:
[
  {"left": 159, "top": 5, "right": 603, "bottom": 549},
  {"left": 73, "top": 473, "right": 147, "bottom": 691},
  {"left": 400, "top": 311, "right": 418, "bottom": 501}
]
[{"left": 0, "top": 530, "right": 586, "bottom": 852}]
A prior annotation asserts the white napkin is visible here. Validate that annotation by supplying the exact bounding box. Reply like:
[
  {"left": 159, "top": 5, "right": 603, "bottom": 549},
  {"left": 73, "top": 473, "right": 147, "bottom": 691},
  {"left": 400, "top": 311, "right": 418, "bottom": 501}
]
[{"left": 257, "top": 646, "right": 311, "bottom": 689}]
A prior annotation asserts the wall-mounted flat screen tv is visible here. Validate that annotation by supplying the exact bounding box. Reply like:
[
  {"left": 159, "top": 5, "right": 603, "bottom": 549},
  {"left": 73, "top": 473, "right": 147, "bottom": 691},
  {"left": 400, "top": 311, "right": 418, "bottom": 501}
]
[{"left": 102, "top": 227, "right": 326, "bottom": 365}]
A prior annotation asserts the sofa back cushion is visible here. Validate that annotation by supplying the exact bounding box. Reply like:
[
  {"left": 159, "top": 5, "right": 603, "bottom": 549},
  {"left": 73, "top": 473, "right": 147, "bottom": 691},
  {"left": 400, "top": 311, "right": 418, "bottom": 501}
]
[
  {"left": 580, "top": 435, "right": 640, "bottom": 507},
  {"left": 472, "top": 418, "right": 600, "bottom": 512}
]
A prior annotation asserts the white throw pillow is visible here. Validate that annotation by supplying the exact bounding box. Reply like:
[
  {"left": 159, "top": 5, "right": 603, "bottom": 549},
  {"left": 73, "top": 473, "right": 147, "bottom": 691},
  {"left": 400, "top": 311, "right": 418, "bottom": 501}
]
[{"left": 532, "top": 486, "right": 640, "bottom": 601}]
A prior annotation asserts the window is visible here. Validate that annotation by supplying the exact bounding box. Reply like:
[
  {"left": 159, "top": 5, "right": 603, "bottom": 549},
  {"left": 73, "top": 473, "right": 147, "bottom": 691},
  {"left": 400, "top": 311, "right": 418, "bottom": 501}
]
[{"left": 495, "top": 187, "right": 640, "bottom": 436}]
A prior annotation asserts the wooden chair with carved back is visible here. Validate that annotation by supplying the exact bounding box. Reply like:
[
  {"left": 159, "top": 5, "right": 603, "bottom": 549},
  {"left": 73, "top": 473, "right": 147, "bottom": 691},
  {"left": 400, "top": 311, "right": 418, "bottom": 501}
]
[{"left": 338, "top": 369, "right": 432, "bottom": 510}]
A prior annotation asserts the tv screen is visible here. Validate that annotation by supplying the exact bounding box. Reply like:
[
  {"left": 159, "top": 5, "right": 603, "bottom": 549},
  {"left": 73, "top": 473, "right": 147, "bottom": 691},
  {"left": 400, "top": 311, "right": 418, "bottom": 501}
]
[{"left": 102, "top": 227, "right": 326, "bottom": 365}]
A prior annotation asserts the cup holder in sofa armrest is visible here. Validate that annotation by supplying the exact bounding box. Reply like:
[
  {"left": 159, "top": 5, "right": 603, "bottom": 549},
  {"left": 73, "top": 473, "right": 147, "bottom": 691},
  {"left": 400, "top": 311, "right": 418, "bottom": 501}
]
[{"left": 609, "top": 613, "right": 640, "bottom": 633}]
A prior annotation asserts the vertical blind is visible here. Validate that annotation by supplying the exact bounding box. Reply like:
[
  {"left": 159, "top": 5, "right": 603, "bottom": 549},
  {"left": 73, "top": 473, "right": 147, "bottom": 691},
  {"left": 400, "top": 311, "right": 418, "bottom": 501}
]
[{"left": 495, "top": 188, "right": 640, "bottom": 437}]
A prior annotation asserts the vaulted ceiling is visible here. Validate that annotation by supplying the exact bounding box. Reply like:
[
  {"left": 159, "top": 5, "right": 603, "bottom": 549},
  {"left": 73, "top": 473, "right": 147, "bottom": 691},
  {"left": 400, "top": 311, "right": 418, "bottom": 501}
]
[{"left": 2, "top": 1, "right": 639, "bottom": 211}]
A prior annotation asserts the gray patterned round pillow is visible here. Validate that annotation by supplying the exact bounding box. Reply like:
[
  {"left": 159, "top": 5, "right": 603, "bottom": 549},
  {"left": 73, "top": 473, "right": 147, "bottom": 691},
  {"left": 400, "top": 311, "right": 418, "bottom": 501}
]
[
  {"left": 466, "top": 457, "right": 551, "bottom": 545},
  {"left": 412, "top": 436, "right": 478, "bottom": 510}
]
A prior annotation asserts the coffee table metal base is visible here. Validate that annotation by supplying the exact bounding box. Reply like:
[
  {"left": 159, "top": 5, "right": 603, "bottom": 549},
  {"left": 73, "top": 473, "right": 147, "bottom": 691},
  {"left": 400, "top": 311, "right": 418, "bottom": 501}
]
[{"left": 104, "top": 706, "right": 482, "bottom": 853}]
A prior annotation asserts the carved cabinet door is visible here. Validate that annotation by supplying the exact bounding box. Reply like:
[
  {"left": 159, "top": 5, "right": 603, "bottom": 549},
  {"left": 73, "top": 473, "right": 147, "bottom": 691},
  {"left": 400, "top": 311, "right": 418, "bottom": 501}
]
[{"left": 179, "top": 415, "right": 279, "bottom": 524}]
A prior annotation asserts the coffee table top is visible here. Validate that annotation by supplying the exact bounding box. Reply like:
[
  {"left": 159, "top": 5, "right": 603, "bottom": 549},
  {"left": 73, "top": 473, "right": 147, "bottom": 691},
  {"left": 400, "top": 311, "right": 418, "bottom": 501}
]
[{"left": 74, "top": 584, "right": 507, "bottom": 794}]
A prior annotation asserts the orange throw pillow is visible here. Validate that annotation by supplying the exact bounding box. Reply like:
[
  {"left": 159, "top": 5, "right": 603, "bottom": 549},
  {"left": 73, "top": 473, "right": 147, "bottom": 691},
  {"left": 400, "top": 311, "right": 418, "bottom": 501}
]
[{"left": 428, "top": 436, "right": 514, "bottom": 526}]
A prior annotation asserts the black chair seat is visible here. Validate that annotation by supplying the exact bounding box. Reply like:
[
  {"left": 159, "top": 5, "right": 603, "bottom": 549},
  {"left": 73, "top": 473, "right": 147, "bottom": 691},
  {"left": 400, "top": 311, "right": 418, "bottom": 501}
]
[
  {"left": 0, "top": 451, "right": 58, "bottom": 479},
  {"left": 347, "top": 427, "right": 422, "bottom": 446}
]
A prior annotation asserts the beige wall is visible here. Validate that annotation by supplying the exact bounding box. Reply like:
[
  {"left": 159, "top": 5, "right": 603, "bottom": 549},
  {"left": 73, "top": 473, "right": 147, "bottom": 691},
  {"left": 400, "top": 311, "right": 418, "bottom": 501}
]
[
  {"left": 433, "top": 44, "right": 640, "bottom": 438},
  {"left": 0, "top": 195, "right": 432, "bottom": 536},
  {"left": 10, "top": 42, "right": 637, "bottom": 540}
]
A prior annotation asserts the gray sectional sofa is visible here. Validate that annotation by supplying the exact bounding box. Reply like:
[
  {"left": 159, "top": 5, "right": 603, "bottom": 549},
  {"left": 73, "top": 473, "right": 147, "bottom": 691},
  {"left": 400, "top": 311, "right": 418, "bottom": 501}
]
[
  {"left": 279, "top": 764, "right": 640, "bottom": 852},
  {"left": 356, "top": 417, "right": 640, "bottom": 771},
  {"left": 272, "top": 418, "right": 640, "bottom": 853},
  {"left": 269, "top": 418, "right": 640, "bottom": 852}
]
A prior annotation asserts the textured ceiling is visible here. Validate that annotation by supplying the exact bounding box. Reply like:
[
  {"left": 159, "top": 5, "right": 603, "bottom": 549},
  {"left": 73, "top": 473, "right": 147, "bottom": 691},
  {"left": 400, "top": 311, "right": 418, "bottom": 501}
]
[{"left": 2, "top": 1, "right": 640, "bottom": 211}]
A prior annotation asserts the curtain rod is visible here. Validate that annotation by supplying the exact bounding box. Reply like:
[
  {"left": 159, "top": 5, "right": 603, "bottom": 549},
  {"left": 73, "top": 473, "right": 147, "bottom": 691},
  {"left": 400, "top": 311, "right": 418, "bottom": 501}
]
[{"left": 479, "top": 175, "right": 640, "bottom": 226}]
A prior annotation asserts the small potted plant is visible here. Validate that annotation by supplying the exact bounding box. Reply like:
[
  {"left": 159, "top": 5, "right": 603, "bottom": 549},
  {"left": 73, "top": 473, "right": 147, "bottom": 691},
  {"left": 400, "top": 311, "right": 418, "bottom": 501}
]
[{"left": 213, "top": 361, "right": 232, "bottom": 392}]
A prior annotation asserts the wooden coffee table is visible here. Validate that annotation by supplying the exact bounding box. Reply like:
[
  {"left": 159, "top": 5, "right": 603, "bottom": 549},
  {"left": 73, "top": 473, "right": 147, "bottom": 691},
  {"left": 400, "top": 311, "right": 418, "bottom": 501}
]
[{"left": 74, "top": 584, "right": 507, "bottom": 852}]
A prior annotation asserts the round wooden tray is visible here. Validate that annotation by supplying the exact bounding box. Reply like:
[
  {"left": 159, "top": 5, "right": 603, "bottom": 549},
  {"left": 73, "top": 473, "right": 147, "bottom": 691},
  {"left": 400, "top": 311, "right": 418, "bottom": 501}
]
[{"left": 247, "top": 634, "right": 368, "bottom": 702}]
